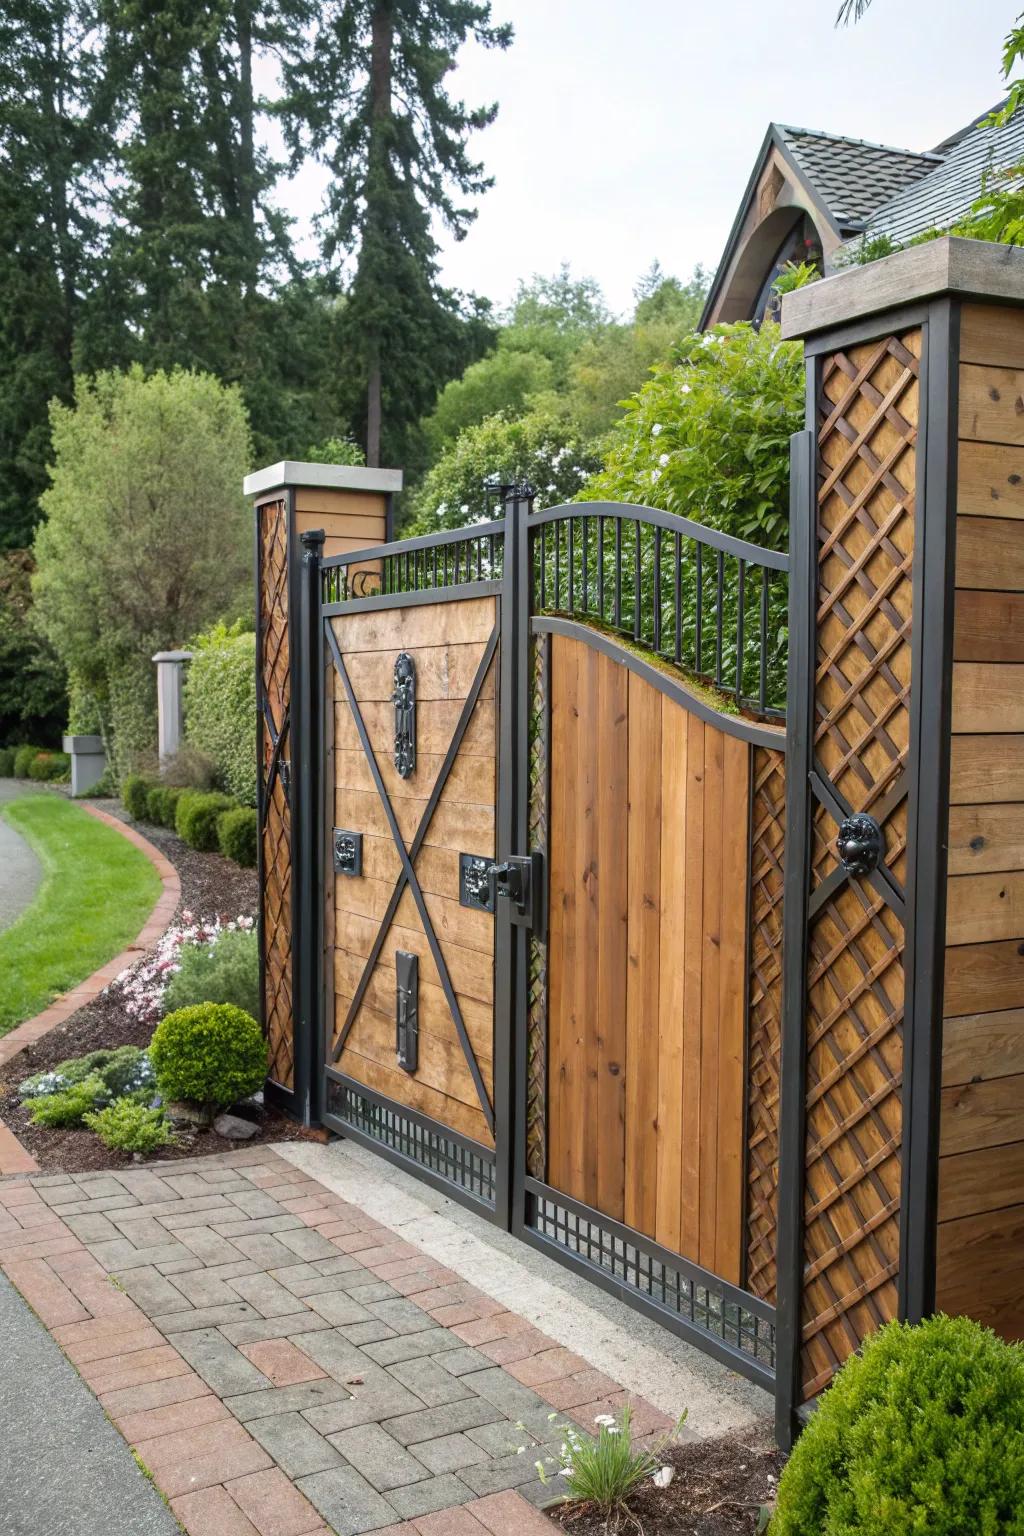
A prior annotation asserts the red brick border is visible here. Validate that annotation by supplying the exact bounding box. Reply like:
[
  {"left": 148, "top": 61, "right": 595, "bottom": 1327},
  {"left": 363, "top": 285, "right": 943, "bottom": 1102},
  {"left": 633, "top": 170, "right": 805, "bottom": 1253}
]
[{"left": 0, "top": 806, "right": 180, "bottom": 1173}]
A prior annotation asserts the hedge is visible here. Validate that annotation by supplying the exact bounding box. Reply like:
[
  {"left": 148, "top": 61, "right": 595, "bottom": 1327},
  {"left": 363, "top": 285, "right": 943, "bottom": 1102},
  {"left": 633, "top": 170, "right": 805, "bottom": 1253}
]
[
  {"left": 183, "top": 622, "right": 256, "bottom": 807},
  {"left": 175, "top": 789, "right": 235, "bottom": 851}
]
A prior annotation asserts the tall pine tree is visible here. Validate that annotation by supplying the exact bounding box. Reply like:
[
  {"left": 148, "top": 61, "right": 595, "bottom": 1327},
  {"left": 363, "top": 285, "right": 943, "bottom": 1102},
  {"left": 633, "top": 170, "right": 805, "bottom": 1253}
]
[{"left": 282, "top": 1, "right": 510, "bottom": 465}]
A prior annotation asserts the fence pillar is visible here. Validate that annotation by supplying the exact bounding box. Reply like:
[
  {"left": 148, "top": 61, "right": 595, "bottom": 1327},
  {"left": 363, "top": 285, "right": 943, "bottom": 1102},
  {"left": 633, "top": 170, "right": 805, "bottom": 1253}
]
[
  {"left": 776, "top": 236, "right": 1024, "bottom": 1443},
  {"left": 152, "top": 650, "right": 192, "bottom": 760},
  {"left": 244, "top": 461, "right": 403, "bottom": 1119}
]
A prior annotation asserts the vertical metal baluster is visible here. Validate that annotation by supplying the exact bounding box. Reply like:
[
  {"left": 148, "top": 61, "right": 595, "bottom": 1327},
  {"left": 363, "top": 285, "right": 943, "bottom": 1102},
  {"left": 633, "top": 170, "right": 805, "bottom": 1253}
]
[
  {"left": 489, "top": 534, "right": 495, "bottom": 580},
  {"left": 444, "top": 545, "right": 449, "bottom": 587},
  {"left": 759, "top": 566, "right": 769, "bottom": 713},
  {"left": 653, "top": 526, "right": 663, "bottom": 654},
  {"left": 554, "top": 518, "right": 561, "bottom": 609},
  {"left": 582, "top": 516, "right": 589, "bottom": 614},
  {"left": 598, "top": 516, "right": 605, "bottom": 621},
  {"left": 633, "top": 519, "right": 641, "bottom": 643},
  {"left": 674, "top": 532, "right": 682, "bottom": 665},
  {"left": 715, "top": 551, "right": 724, "bottom": 688},
  {"left": 736, "top": 559, "right": 746, "bottom": 705},
  {"left": 476, "top": 537, "right": 482, "bottom": 580},
  {"left": 695, "top": 543, "right": 703, "bottom": 674},
  {"left": 614, "top": 519, "right": 622, "bottom": 630},
  {"left": 432, "top": 546, "right": 438, "bottom": 588},
  {"left": 568, "top": 516, "right": 575, "bottom": 615},
  {"left": 540, "top": 524, "right": 547, "bottom": 608}
]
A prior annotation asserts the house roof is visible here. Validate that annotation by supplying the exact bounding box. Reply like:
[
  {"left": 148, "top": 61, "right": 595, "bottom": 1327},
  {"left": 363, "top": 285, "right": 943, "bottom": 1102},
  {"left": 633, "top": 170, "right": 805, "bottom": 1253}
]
[
  {"left": 777, "top": 126, "right": 941, "bottom": 228},
  {"left": 845, "top": 103, "right": 1024, "bottom": 250}
]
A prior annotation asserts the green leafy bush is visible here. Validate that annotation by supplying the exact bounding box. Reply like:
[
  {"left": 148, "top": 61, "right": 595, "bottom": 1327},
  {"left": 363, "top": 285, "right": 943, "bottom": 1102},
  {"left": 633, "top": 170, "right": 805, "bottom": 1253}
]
[
  {"left": 539, "top": 1404, "right": 687, "bottom": 1519},
  {"left": 162, "top": 928, "right": 259, "bottom": 1018},
  {"left": 183, "top": 622, "right": 257, "bottom": 806},
  {"left": 27, "top": 750, "right": 70, "bottom": 781},
  {"left": 0, "top": 747, "right": 15, "bottom": 776},
  {"left": 175, "top": 790, "right": 236, "bottom": 851},
  {"left": 150, "top": 1002, "right": 266, "bottom": 1109},
  {"left": 84, "top": 1100, "right": 175, "bottom": 1153},
  {"left": 771, "top": 1315, "right": 1024, "bottom": 1535},
  {"left": 217, "top": 806, "right": 257, "bottom": 868},
  {"left": 144, "top": 783, "right": 182, "bottom": 828},
  {"left": 28, "top": 1074, "right": 109, "bottom": 1126},
  {"left": 160, "top": 745, "right": 218, "bottom": 790},
  {"left": 20, "top": 1046, "right": 155, "bottom": 1102},
  {"left": 122, "top": 772, "right": 156, "bottom": 820},
  {"left": 13, "top": 745, "right": 40, "bottom": 778}
]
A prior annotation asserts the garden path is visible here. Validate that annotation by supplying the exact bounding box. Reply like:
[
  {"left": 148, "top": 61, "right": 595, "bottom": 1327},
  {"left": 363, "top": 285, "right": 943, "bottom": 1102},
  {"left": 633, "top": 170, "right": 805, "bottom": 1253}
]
[
  {"left": 0, "top": 781, "right": 43, "bottom": 934},
  {"left": 0, "top": 1145, "right": 765, "bottom": 1536}
]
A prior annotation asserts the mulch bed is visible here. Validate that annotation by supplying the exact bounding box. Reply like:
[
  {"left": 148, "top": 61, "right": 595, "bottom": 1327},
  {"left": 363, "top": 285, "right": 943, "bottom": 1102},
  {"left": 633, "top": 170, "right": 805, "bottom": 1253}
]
[
  {"left": 0, "top": 802, "right": 312, "bottom": 1172},
  {"left": 548, "top": 1425, "right": 784, "bottom": 1536}
]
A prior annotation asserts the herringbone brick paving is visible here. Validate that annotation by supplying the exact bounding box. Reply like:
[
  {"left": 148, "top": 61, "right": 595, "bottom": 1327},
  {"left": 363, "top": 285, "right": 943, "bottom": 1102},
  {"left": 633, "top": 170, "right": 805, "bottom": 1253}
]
[{"left": 0, "top": 1147, "right": 672, "bottom": 1535}]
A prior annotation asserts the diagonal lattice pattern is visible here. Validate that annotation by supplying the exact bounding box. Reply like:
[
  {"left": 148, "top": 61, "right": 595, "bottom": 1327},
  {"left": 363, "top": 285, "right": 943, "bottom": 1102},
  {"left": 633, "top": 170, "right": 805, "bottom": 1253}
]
[
  {"left": 526, "top": 633, "right": 549, "bottom": 1181},
  {"left": 746, "top": 745, "right": 785, "bottom": 1302},
  {"left": 800, "top": 330, "right": 919, "bottom": 1400},
  {"left": 258, "top": 497, "right": 294, "bottom": 1090}
]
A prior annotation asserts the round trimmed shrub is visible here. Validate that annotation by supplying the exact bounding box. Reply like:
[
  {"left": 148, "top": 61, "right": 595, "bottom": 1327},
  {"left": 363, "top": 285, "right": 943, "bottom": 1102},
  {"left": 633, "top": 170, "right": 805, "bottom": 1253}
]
[
  {"left": 771, "top": 1314, "right": 1024, "bottom": 1535},
  {"left": 162, "top": 929, "right": 259, "bottom": 1019},
  {"left": 150, "top": 1002, "right": 266, "bottom": 1109},
  {"left": 0, "top": 746, "right": 15, "bottom": 776},
  {"left": 146, "top": 783, "right": 184, "bottom": 828},
  {"left": 175, "top": 789, "right": 236, "bottom": 851},
  {"left": 122, "top": 772, "right": 155, "bottom": 820},
  {"left": 13, "top": 745, "right": 40, "bottom": 778},
  {"left": 27, "top": 750, "right": 70, "bottom": 781},
  {"left": 217, "top": 806, "right": 258, "bottom": 868}
]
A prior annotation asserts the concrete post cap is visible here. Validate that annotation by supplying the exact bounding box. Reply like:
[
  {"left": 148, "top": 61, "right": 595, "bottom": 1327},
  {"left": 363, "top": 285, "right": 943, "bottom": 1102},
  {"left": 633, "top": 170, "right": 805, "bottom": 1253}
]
[
  {"left": 151, "top": 650, "right": 194, "bottom": 663},
  {"left": 243, "top": 461, "right": 403, "bottom": 497}
]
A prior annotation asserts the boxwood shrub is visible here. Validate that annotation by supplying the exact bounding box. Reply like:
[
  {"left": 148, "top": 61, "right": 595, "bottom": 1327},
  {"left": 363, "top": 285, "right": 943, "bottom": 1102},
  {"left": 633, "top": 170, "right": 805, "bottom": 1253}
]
[
  {"left": 183, "top": 623, "right": 257, "bottom": 807},
  {"left": 13, "top": 745, "right": 40, "bottom": 778},
  {"left": 84, "top": 1100, "right": 174, "bottom": 1153},
  {"left": 122, "top": 772, "right": 155, "bottom": 820},
  {"left": 150, "top": 1002, "right": 266, "bottom": 1109},
  {"left": 175, "top": 789, "right": 235, "bottom": 851},
  {"left": 771, "top": 1314, "right": 1024, "bottom": 1535},
  {"left": 217, "top": 806, "right": 258, "bottom": 868},
  {"left": 0, "top": 746, "right": 15, "bottom": 776},
  {"left": 27, "top": 750, "right": 70, "bottom": 781}
]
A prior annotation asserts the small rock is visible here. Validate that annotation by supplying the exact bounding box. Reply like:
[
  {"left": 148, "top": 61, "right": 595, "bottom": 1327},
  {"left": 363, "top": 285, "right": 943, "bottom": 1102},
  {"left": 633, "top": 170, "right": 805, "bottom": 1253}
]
[
  {"left": 237, "top": 1090, "right": 264, "bottom": 1109},
  {"left": 214, "top": 1112, "right": 258, "bottom": 1141},
  {"left": 167, "top": 1100, "right": 212, "bottom": 1128}
]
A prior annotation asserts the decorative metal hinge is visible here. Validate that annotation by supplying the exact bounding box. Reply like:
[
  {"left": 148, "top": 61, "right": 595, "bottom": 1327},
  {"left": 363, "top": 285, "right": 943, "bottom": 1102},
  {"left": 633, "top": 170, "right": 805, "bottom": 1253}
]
[
  {"left": 460, "top": 853, "right": 496, "bottom": 913},
  {"left": 396, "top": 951, "right": 418, "bottom": 1073},
  {"left": 333, "top": 829, "right": 362, "bottom": 876},
  {"left": 279, "top": 759, "right": 291, "bottom": 806},
  {"left": 392, "top": 652, "right": 416, "bottom": 779},
  {"left": 837, "top": 813, "right": 883, "bottom": 878}
]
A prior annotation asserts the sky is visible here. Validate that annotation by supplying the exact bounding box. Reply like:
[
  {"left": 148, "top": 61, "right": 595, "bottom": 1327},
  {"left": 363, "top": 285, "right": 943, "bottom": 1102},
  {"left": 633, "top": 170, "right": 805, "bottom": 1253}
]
[{"left": 277, "top": 0, "right": 1013, "bottom": 316}]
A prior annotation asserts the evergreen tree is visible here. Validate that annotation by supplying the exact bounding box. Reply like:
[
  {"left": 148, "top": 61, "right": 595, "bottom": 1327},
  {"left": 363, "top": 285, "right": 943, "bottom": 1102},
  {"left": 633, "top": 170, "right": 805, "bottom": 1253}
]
[{"left": 281, "top": 0, "right": 511, "bottom": 465}]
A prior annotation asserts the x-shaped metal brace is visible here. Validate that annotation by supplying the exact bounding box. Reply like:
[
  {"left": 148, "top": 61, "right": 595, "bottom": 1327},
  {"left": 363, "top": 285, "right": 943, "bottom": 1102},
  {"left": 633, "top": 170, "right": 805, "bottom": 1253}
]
[{"left": 326, "top": 621, "right": 500, "bottom": 1134}]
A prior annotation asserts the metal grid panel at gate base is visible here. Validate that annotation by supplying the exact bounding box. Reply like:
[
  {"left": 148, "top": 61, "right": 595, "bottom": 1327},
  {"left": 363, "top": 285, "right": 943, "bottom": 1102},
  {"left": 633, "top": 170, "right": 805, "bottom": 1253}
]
[
  {"left": 799, "top": 329, "right": 919, "bottom": 1401},
  {"left": 524, "top": 1183, "right": 775, "bottom": 1385},
  {"left": 257, "top": 495, "right": 295, "bottom": 1091}
]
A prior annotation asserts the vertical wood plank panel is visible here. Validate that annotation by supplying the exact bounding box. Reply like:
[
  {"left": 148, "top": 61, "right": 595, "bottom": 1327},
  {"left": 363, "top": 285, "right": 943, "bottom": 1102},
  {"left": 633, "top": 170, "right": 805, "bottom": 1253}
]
[
  {"left": 698, "top": 722, "right": 724, "bottom": 1271},
  {"left": 716, "top": 735, "right": 750, "bottom": 1286},
  {"left": 596, "top": 653, "right": 629, "bottom": 1222},
  {"left": 577, "top": 645, "right": 600, "bottom": 1208},
  {"left": 656, "top": 700, "right": 688, "bottom": 1252},
  {"left": 625, "top": 672, "right": 662, "bottom": 1237},
  {"left": 547, "top": 638, "right": 578, "bottom": 1197},
  {"left": 679, "top": 712, "right": 706, "bottom": 1260}
]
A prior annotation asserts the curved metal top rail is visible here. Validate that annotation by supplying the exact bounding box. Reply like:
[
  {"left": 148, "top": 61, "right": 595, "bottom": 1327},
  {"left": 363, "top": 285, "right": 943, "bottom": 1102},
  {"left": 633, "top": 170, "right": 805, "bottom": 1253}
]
[
  {"left": 528, "top": 500, "right": 790, "bottom": 572},
  {"left": 320, "top": 518, "right": 505, "bottom": 571}
]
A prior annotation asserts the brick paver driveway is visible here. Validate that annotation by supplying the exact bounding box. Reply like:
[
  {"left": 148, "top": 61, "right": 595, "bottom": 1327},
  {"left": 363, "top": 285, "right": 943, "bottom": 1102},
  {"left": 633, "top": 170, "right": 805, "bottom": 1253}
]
[{"left": 0, "top": 1148, "right": 672, "bottom": 1536}]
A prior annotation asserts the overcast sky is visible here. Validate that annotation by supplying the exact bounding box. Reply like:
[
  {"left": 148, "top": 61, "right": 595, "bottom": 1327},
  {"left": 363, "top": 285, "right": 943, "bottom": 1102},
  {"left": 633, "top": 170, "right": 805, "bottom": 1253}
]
[{"left": 279, "top": 0, "right": 1013, "bottom": 315}]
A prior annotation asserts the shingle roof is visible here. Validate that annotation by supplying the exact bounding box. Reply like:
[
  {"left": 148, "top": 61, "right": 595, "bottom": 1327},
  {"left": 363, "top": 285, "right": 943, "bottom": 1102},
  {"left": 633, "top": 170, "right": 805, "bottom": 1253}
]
[
  {"left": 850, "top": 105, "right": 1024, "bottom": 248},
  {"left": 778, "top": 126, "right": 941, "bottom": 227}
]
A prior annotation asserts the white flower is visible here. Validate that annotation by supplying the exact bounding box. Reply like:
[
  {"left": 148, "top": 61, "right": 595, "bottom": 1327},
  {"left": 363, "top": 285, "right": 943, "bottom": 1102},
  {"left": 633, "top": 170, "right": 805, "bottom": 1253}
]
[
  {"left": 516, "top": 1446, "right": 526, "bottom": 1455},
  {"left": 593, "top": 1414, "right": 616, "bottom": 1427},
  {"left": 560, "top": 1466, "right": 573, "bottom": 1478},
  {"left": 652, "top": 1466, "right": 674, "bottom": 1489},
  {"left": 651, "top": 469, "right": 661, "bottom": 484},
  {"left": 651, "top": 423, "right": 663, "bottom": 437},
  {"left": 659, "top": 453, "right": 669, "bottom": 467},
  {"left": 606, "top": 1426, "right": 621, "bottom": 1436},
  {"left": 680, "top": 383, "right": 692, "bottom": 395}
]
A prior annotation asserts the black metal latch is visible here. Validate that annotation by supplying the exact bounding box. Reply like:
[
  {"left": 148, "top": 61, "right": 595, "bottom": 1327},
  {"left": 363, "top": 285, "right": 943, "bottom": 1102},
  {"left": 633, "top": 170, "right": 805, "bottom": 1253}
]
[
  {"left": 395, "top": 950, "right": 418, "bottom": 1073},
  {"left": 459, "top": 851, "right": 543, "bottom": 931}
]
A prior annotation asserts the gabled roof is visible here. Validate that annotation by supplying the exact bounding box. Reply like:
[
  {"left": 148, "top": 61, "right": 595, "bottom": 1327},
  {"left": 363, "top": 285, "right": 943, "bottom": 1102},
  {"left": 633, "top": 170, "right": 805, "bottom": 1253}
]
[
  {"left": 846, "top": 103, "right": 1024, "bottom": 251},
  {"left": 778, "top": 126, "right": 940, "bottom": 228}
]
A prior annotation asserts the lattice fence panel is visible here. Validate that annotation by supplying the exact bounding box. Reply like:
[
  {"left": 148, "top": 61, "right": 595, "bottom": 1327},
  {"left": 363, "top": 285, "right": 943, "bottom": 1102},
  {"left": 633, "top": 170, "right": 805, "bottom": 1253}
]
[
  {"left": 259, "top": 497, "right": 294, "bottom": 1090},
  {"left": 746, "top": 745, "right": 785, "bottom": 1302},
  {"left": 800, "top": 330, "right": 919, "bottom": 1400},
  {"left": 526, "top": 633, "right": 549, "bottom": 1180}
]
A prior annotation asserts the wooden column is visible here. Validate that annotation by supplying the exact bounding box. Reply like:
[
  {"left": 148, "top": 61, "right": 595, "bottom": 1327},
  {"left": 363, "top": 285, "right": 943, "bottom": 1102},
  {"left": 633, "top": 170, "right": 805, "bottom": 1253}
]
[
  {"left": 777, "top": 238, "right": 1024, "bottom": 1441},
  {"left": 245, "top": 461, "right": 402, "bottom": 1121}
]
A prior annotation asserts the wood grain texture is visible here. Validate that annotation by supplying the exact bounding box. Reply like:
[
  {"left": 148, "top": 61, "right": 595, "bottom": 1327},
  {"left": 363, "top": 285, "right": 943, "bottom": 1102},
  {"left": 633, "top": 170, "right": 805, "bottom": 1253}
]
[
  {"left": 940, "top": 1073, "right": 1024, "bottom": 1157},
  {"left": 959, "top": 363, "right": 1024, "bottom": 446},
  {"left": 960, "top": 303, "right": 1024, "bottom": 371},
  {"left": 941, "top": 1009, "right": 1024, "bottom": 1086},
  {"left": 544, "top": 633, "right": 746, "bottom": 1283},
  {"left": 952, "top": 663, "right": 1024, "bottom": 733},
  {"left": 950, "top": 735, "right": 1024, "bottom": 804},
  {"left": 954, "top": 590, "right": 1024, "bottom": 661},
  {"left": 957, "top": 441, "right": 1024, "bottom": 521},
  {"left": 955, "top": 516, "right": 1024, "bottom": 591},
  {"left": 935, "top": 1202, "right": 1024, "bottom": 1339},
  {"left": 937, "top": 1141, "right": 1024, "bottom": 1221},
  {"left": 947, "top": 871, "right": 1024, "bottom": 945},
  {"left": 947, "top": 803, "right": 1024, "bottom": 874},
  {"left": 944, "top": 938, "right": 1024, "bottom": 1017}
]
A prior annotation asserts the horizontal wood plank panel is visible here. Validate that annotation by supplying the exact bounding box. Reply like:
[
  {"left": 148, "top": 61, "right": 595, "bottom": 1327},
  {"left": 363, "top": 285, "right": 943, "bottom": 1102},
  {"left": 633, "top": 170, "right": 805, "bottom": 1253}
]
[
  {"left": 950, "top": 735, "right": 1024, "bottom": 803},
  {"left": 334, "top": 747, "right": 495, "bottom": 807},
  {"left": 957, "top": 440, "right": 1024, "bottom": 521},
  {"left": 333, "top": 597, "right": 495, "bottom": 654},
  {"left": 951, "top": 663, "right": 1024, "bottom": 733},
  {"left": 295, "top": 489, "right": 387, "bottom": 519},
  {"left": 947, "top": 804, "right": 1024, "bottom": 874},
  {"left": 943, "top": 938, "right": 1024, "bottom": 1017},
  {"left": 335, "top": 698, "right": 495, "bottom": 758},
  {"left": 336, "top": 908, "right": 493, "bottom": 1004},
  {"left": 935, "top": 1203, "right": 1024, "bottom": 1338},
  {"left": 937, "top": 1141, "right": 1024, "bottom": 1223},
  {"left": 946, "top": 870, "right": 1024, "bottom": 945},
  {"left": 960, "top": 303, "right": 1024, "bottom": 371},
  {"left": 336, "top": 1049, "right": 492, "bottom": 1147},
  {"left": 940, "top": 1073, "right": 1024, "bottom": 1156},
  {"left": 941, "top": 1008, "right": 1024, "bottom": 1086},
  {"left": 334, "top": 949, "right": 492, "bottom": 1060},
  {"left": 334, "top": 787, "right": 494, "bottom": 854},
  {"left": 337, "top": 993, "right": 490, "bottom": 1108},
  {"left": 954, "top": 589, "right": 1024, "bottom": 661},
  {"left": 959, "top": 363, "right": 1024, "bottom": 446},
  {"left": 955, "top": 516, "right": 1024, "bottom": 591},
  {"left": 340, "top": 646, "right": 497, "bottom": 704}
]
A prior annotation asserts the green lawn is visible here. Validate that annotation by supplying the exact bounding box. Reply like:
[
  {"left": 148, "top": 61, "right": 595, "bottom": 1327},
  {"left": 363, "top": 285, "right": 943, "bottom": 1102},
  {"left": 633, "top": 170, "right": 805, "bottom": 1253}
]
[{"left": 0, "top": 795, "right": 161, "bottom": 1035}]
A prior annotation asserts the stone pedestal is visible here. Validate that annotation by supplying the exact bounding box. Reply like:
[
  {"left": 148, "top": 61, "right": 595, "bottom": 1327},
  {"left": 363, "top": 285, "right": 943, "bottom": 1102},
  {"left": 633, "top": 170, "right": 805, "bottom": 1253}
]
[
  {"left": 152, "top": 650, "right": 192, "bottom": 761},
  {"left": 62, "top": 734, "right": 106, "bottom": 796}
]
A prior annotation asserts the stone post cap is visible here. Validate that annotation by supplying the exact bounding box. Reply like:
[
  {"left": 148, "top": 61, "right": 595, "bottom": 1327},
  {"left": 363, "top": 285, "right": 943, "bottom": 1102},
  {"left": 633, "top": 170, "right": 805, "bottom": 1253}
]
[
  {"left": 243, "top": 461, "right": 403, "bottom": 498},
  {"left": 151, "top": 650, "right": 194, "bottom": 663},
  {"left": 781, "top": 235, "right": 1024, "bottom": 341},
  {"left": 62, "top": 734, "right": 104, "bottom": 753}
]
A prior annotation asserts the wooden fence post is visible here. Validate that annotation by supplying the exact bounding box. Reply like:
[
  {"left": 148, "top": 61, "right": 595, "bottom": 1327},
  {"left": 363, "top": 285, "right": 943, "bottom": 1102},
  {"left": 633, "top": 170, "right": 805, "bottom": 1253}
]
[{"left": 777, "top": 236, "right": 1024, "bottom": 1442}]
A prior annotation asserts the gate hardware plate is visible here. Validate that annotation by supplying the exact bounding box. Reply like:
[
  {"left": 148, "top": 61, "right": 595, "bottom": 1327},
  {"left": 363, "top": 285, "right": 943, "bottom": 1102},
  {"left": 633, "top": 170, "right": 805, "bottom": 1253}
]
[
  {"left": 460, "top": 853, "right": 496, "bottom": 913},
  {"left": 333, "top": 829, "right": 362, "bottom": 877},
  {"left": 396, "top": 950, "right": 418, "bottom": 1073},
  {"left": 393, "top": 652, "right": 416, "bottom": 779}
]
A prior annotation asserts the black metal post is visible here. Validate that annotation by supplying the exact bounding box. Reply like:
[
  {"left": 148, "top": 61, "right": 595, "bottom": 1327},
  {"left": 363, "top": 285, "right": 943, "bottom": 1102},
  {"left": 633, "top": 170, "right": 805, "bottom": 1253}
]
[
  {"left": 292, "top": 527, "right": 325, "bottom": 1126},
  {"left": 775, "top": 425, "right": 816, "bottom": 1449}
]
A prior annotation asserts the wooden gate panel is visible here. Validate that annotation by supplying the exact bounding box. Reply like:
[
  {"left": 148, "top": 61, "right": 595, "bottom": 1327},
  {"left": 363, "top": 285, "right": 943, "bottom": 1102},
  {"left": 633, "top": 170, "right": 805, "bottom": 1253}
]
[
  {"left": 545, "top": 631, "right": 750, "bottom": 1285},
  {"left": 328, "top": 596, "right": 499, "bottom": 1151}
]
